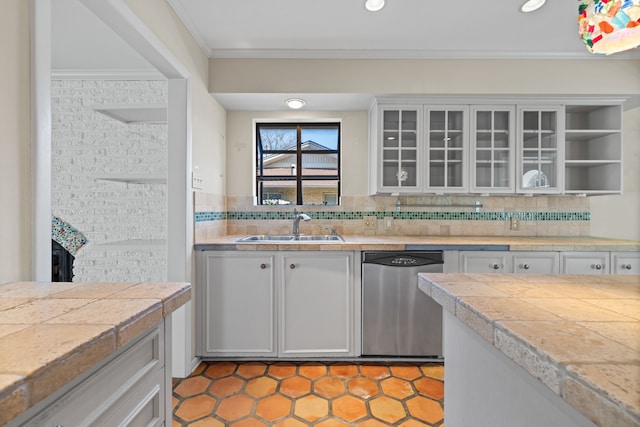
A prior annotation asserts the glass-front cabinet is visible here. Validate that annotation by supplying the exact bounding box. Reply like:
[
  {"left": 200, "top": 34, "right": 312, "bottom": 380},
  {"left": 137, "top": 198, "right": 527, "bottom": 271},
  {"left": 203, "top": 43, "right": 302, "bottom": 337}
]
[
  {"left": 424, "top": 106, "right": 468, "bottom": 193},
  {"left": 378, "top": 106, "right": 422, "bottom": 192},
  {"left": 517, "top": 106, "right": 563, "bottom": 194},
  {"left": 470, "top": 106, "right": 515, "bottom": 193}
]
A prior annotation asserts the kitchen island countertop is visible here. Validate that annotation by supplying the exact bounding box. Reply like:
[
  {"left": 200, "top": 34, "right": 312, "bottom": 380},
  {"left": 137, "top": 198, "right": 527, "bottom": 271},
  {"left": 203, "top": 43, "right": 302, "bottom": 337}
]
[
  {"left": 418, "top": 272, "right": 640, "bottom": 427},
  {"left": 195, "top": 235, "right": 640, "bottom": 252},
  {"left": 0, "top": 281, "right": 191, "bottom": 426}
]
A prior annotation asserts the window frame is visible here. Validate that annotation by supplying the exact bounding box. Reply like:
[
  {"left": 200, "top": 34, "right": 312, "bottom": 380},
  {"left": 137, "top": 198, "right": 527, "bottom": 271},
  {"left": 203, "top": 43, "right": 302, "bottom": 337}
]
[{"left": 254, "top": 120, "right": 341, "bottom": 206}]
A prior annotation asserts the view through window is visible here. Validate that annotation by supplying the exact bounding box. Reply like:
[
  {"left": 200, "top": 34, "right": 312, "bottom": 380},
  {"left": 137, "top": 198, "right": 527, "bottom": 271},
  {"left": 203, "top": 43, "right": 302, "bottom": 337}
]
[{"left": 256, "top": 122, "right": 340, "bottom": 205}]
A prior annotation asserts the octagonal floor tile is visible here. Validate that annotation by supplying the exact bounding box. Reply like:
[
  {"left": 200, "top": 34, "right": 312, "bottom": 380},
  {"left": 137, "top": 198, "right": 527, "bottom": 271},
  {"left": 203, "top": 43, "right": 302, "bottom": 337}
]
[
  {"left": 208, "top": 376, "right": 244, "bottom": 398},
  {"left": 413, "top": 376, "right": 444, "bottom": 400},
  {"left": 245, "top": 376, "right": 278, "bottom": 398},
  {"left": 237, "top": 362, "right": 267, "bottom": 379},
  {"left": 359, "top": 364, "right": 391, "bottom": 380},
  {"left": 173, "top": 361, "right": 445, "bottom": 427},
  {"left": 406, "top": 395, "right": 444, "bottom": 424},
  {"left": 347, "top": 377, "right": 380, "bottom": 399},
  {"left": 298, "top": 363, "right": 328, "bottom": 379},
  {"left": 204, "top": 362, "right": 236, "bottom": 379},
  {"left": 294, "top": 395, "right": 329, "bottom": 422},
  {"left": 279, "top": 376, "right": 311, "bottom": 398},
  {"left": 381, "top": 377, "right": 415, "bottom": 399},
  {"left": 329, "top": 363, "right": 359, "bottom": 378},
  {"left": 267, "top": 363, "right": 297, "bottom": 379},
  {"left": 332, "top": 395, "right": 367, "bottom": 422},
  {"left": 216, "top": 394, "right": 255, "bottom": 421},
  {"left": 314, "top": 376, "right": 346, "bottom": 398},
  {"left": 174, "top": 376, "right": 212, "bottom": 398},
  {"left": 255, "top": 394, "right": 292, "bottom": 421},
  {"left": 369, "top": 395, "right": 407, "bottom": 424},
  {"left": 174, "top": 394, "right": 216, "bottom": 422},
  {"left": 390, "top": 365, "right": 423, "bottom": 380}
]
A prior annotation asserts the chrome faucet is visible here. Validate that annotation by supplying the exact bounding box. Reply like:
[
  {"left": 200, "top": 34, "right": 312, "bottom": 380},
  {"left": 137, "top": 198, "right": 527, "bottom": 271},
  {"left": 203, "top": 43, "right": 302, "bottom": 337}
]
[{"left": 292, "top": 208, "right": 311, "bottom": 237}]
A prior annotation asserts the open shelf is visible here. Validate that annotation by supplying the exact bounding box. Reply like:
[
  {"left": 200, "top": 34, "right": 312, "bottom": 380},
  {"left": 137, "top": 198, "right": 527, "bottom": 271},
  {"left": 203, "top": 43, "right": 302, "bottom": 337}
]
[
  {"left": 95, "top": 174, "right": 166, "bottom": 185},
  {"left": 92, "top": 104, "right": 167, "bottom": 124},
  {"left": 94, "top": 239, "right": 166, "bottom": 251}
]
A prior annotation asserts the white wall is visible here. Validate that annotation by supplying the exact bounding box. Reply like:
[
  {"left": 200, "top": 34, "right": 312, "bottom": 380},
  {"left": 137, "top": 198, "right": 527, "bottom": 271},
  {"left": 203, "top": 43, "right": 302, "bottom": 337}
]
[
  {"left": 51, "top": 79, "right": 168, "bottom": 281},
  {"left": 226, "top": 110, "right": 367, "bottom": 198},
  {"left": 213, "top": 58, "right": 640, "bottom": 241},
  {"left": 1, "top": 0, "right": 31, "bottom": 283},
  {"left": 590, "top": 106, "right": 640, "bottom": 240}
]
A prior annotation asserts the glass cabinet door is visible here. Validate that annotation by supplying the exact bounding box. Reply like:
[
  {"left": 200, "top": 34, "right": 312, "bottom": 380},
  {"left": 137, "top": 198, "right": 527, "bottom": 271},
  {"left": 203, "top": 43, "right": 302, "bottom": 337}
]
[
  {"left": 518, "top": 107, "right": 563, "bottom": 193},
  {"left": 470, "top": 106, "right": 515, "bottom": 193},
  {"left": 380, "top": 107, "right": 421, "bottom": 191},
  {"left": 424, "top": 106, "right": 468, "bottom": 192}
]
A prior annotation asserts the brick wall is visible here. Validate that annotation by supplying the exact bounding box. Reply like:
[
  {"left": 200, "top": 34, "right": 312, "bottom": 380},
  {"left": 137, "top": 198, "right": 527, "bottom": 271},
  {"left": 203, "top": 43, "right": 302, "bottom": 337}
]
[{"left": 51, "top": 79, "right": 168, "bottom": 282}]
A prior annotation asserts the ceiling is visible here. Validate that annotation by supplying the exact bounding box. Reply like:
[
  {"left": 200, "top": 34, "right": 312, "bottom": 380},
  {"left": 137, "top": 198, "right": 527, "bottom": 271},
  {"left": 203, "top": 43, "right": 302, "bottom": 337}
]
[
  {"left": 166, "top": 0, "right": 639, "bottom": 60},
  {"left": 52, "top": 0, "right": 640, "bottom": 111}
]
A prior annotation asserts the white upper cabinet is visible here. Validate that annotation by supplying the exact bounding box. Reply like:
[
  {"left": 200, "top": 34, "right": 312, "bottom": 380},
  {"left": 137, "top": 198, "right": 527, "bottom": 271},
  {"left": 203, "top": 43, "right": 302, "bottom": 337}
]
[
  {"left": 424, "top": 106, "right": 469, "bottom": 193},
  {"left": 374, "top": 105, "right": 423, "bottom": 193},
  {"left": 517, "top": 106, "right": 564, "bottom": 194},
  {"left": 470, "top": 106, "right": 516, "bottom": 193},
  {"left": 369, "top": 97, "right": 624, "bottom": 196},
  {"left": 564, "top": 104, "right": 622, "bottom": 195}
]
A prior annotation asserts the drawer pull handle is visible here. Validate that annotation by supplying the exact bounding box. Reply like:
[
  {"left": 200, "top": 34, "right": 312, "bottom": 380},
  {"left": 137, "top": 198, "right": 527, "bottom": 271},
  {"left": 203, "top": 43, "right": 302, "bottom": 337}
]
[
  {"left": 290, "top": 264, "right": 296, "bottom": 269},
  {"left": 491, "top": 264, "right": 500, "bottom": 270},
  {"left": 520, "top": 264, "right": 530, "bottom": 270},
  {"left": 260, "top": 263, "right": 267, "bottom": 269},
  {"left": 622, "top": 264, "right": 632, "bottom": 270},
  {"left": 592, "top": 264, "right": 602, "bottom": 270}
]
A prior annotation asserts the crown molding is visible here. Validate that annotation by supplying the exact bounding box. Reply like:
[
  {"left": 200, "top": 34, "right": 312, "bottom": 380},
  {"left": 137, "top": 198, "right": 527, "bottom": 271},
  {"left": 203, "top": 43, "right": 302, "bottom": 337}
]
[
  {"left": 166, "top": 0, "right": 212, "bottom": 58},
  {"left": 51, "top": 68, "right": 165, "bottom": 80}
]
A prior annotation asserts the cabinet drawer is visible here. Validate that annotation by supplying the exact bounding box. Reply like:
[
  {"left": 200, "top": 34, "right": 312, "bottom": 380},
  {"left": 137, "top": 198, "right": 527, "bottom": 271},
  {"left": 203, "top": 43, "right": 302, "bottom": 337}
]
[
  {"left": 611, "top": 252, "right": 640, "bottom": 275},
  {"left": 512, "top": 252, "right": 559, "bottom": 274},
  {"left": 459, "top": 251, "right": 510, "bottom": 273},
  {"left": 560, "top": 252, "right": 609, "bottom": 275},
  {"left": 27, "top": 323, "right": 164, "bottom": 426}
]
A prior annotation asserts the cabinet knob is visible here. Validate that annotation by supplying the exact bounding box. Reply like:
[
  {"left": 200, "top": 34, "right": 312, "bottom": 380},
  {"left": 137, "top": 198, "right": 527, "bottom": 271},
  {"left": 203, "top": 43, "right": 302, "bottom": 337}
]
[
  {"left": 491, "top": 264, "right": 500, "bottom": 270},
  {"left": 622, "top": 264, "right": 632, "bottom": 270},
  {"left": 520, "top": 264, "right": 530, "bottom": 270},
  {"left": 592, "top": 264, "right": 602, "bottom": 270},
  {"left": 260, "top": 263, "right": 267, "bottom": 269},
  {"left": 289, "top": 264, "right": 296, "bottom": 269}
]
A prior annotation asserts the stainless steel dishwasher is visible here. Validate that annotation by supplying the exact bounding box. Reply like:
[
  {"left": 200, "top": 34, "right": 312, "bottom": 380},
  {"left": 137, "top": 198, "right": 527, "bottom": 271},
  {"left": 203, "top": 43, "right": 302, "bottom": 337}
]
[{"left": 362, "top": 251, "right": 444, "bottom": 358}]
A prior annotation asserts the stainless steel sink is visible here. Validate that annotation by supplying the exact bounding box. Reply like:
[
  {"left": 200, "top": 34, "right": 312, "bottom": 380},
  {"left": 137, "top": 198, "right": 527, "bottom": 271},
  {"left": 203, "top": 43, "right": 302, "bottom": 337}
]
[{"left": 237, "top": 234, "right": 343, "bottom": 242}]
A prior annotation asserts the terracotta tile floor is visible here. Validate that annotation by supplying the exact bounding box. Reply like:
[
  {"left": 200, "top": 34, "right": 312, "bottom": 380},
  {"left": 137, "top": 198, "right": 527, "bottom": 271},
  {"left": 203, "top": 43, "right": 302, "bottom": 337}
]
[{"left": 172, "top": 361, "right": 444, "bottom": 426}]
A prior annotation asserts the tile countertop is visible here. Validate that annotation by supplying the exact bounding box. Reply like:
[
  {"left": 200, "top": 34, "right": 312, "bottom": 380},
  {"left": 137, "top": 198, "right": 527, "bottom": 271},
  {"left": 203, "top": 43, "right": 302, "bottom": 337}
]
[
  {"left": 418, "top": 273, "right": 640, "bottom": 427},
  {"left": 0, "top": 281, "right": 191, "bottom": 426},
  {"left": 195, "top": 235, "right": 640, "bottom": 251}
]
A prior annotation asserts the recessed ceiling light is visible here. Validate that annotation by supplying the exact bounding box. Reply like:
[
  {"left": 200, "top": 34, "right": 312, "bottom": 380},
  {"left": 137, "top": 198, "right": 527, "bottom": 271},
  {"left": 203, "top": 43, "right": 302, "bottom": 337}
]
[
  {"left": 521, "top": 0, "right": 546, "bottom": 12},
  {"left": 365, "top": 0, "right": 385, "bottom": 12},
  {"left": 285, "top": 98, "right": 306, "bottom": 109}
]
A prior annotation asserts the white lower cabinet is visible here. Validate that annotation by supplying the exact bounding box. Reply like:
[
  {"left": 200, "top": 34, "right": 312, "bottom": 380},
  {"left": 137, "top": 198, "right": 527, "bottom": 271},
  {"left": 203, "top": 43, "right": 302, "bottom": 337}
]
[
  {"left": 610, "top": 252, "right": 640, "bottom": 275},
  {"left": 560, "top": 251, "right": 610, "bottom": 275},
  {"left": 18, "top": 322, "right": 168, "bottom": 427},
  {"left": 198, "top": 252, "right": 277, "bottom": 357},
  {"left": 197, "top": 250, "right": 359, "bottom": 358},
  {"left": 281, "top": 252, "right": 355, "bottom": 357},
  {"left": 459, "top": 251, "right": 559, "bottom": 274}
]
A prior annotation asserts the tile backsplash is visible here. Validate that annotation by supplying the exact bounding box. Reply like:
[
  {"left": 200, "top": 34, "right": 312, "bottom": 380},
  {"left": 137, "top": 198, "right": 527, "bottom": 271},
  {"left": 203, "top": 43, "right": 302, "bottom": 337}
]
[{"left": 194, "top": 193, "right": 590, "bottom": 240}]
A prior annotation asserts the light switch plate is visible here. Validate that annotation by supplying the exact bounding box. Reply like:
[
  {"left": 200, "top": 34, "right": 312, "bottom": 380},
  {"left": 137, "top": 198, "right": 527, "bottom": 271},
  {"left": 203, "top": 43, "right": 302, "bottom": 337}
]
[{"left": 384, "top": 216, "right": 394, "bottom": 230}]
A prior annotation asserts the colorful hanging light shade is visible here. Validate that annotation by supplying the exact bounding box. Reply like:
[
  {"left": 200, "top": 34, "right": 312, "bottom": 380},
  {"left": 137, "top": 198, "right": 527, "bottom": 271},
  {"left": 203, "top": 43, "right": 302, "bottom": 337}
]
[{"left": 578, "top": 0, "right": 640, "bottom": 55}]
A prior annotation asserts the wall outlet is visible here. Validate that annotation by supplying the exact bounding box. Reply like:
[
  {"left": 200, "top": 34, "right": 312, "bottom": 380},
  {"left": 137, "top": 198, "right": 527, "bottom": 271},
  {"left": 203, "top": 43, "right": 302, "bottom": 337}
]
[
  {"left": 384, "top": 216, "right": 394, "bottom": 230},
  {"left": 510, "top": 217, "right": 520, "bottom": 230},
  {"left": 363, "top": 215, "right": 377, "bottom": 230}
]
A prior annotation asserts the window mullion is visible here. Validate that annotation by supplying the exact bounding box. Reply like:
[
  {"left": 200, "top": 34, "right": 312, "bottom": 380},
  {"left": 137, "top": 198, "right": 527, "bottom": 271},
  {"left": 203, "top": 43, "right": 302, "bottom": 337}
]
[{"left": 296, "top": 125, "right": 303, "bottom": 205}]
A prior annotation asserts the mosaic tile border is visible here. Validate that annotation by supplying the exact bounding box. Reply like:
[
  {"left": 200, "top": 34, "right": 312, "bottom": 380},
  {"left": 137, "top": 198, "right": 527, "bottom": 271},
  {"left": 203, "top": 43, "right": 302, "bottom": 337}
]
[
  {"left": 195, "top": 211, "right": 590, "bottom": 222},
  {"left": 52, "top": 215, "right": 88, "bottom": 255}
]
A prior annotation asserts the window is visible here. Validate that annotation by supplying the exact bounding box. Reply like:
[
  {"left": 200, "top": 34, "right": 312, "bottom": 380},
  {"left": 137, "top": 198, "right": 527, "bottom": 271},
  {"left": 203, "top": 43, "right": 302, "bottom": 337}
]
[{"left": 256, "top": 122, "right": 340, "bottom": 205}]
